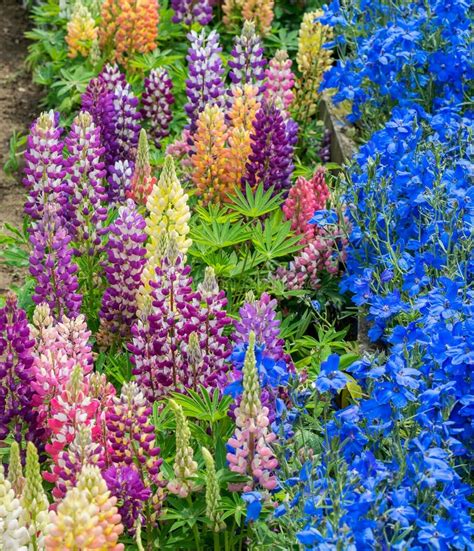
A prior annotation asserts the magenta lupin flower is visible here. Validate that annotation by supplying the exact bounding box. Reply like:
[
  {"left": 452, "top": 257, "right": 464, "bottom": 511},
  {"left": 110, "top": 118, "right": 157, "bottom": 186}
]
[
  {"left": 0, "top": 294, "right": 41, "bottom": 444},
  {"left": 28, "top": 206, "right": 82, "bottom": 320},
  {"left": 242, "top": 101, "right": 297, "bottom": 196},
  {"left": 171, "top": 0, "right": 213, "bottom": 27},
  {"left": 264, "top": 49, "right": 295, "bottom": 111},
  {"left": 185, "top": 29, "right": 226, "bottom": 132},
  {"left": 22, "top": 111, "right": 70, "bottom": 221},
  {"left": 141, "top": 68, "right": 175, "bottom": 149},
  {"left": 99, "top": 200, "right": 147, "bottom": 345},
  {"left": 228, "top": 21, "right": 266, "bottom": 89},
  {"left": 66, "top": 111, "right": 108, "bottom": 252}
]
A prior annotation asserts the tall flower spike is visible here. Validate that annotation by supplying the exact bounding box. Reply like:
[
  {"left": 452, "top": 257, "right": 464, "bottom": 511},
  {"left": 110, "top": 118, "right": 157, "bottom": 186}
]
[
  {"left": 22, "top": 111, "right": 68, "bottom": 221},
  {"left": 228, "top": 21, "right": 267, "bottom": 89},
  {"left": 45, "top": 465, "right": 124, "bottom": 550},
  {"left": 0, "top": 465, "right": 30, "bottom": 550},
  {"left": 294, "top": 10, "right": 333, "bottom": 120},
  {"left": 264, "top": 49, "right": 295, "bottom": 112},
  {"left": 141, "top": 68, "right": 175, "bottom": 149},
  {"left": 171, "top": 0, "right": 213, "bottom": 26},
  {"left": 128, "top": 129, "right": 157, "bottom": 205},
  {"left": 185, "top": 29, "right": 226, "bottom": 132},
  {"left": 223, "top": 0, "right": 274, "bottom": 35},
  {"left": 21, "top": 442, "right": 49, "bottom": 549},
  {"left": 7, "top": 442, "right": 25, "bottom": 497},
  {"left": 167, "top": 399, "right": 198, "bottom": 498},
  {"left": 107, "top": 159, "right": 134, "bottom": 204},
  {"left": 29, "top": 206, "right": 82, "bottom": 320},
  {"left": 138, "top": 155, "right": 191, "bottom": 312},
  {"left": 99, "top": 200, "right": 147, "bottom": 346},
  {"left": 99, "top": 0, "right": 159, "bottom": 66},
  {"left": 283, "top": 168, "right": 330, "bottom": 244},
  {"left": 0, "top": 293, "right": 40, "bottom": 444},
  {"left": 192, "top": 104, "right": 229, "bottom": 204},
  {"left": 242, "top": 101, "right": 297, "bottom": 196},
  {"left": 112, "top": 81, "right": 142, "bottom": 164},
  {"left": 226, "top": 332, "right": 279, "bottom": 491},
  {"left": 202, "top": 447, "right": 225, "bottom": 532},
  {"left": 66, "top": 1, "right": 98, "bottom": 59},
  {"left": 66, "top": 110, "right": 107, "bottom": 252}
]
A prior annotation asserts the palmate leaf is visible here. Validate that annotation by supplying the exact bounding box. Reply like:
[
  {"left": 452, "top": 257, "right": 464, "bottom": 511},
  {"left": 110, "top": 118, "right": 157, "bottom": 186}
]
[
  {"left": 188, "top": 247, "right": 239, "bottom": 278},
  {"left": 51, "top": 66, "right": 96, "bottom": 98},
  {"left": 193, "top": 204, "right": 239, "bottom": 225},
  {"left": 190, "top": 219, "right": 250, "bottom": 250},
  {"left": 228, "top": 183, "right": 283, "bottom": 219},
  {"left": 170, "top": 387, "right": 232, "bottom": 423},
  {"left": 251, "top": 211, "right": 303, "bottom": 262}
]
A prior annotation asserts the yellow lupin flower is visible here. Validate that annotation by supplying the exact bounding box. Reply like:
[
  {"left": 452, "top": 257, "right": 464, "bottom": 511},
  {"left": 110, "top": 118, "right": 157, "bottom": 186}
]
[
  {"left": 294, "top": 10, "right": 334, "bottom": 119},
  {"left": 45, "top": 465, "right": 124, "bottom": 551},
  {"left": 137, "top": 156, "right": 191, "bottom": 312},
  {"left": 192, "top": 104, "right": 229, "bottom": 205},
  {"left": 65, "top": 2, "right": 98, "bottom": 59}
]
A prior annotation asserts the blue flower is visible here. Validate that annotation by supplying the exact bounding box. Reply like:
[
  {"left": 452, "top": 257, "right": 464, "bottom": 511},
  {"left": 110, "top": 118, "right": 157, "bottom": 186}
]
[
  {"left": 316, "top": 354, "right": 347, "bottom": 393},
  {"left": 309, "top": 209, "right": 339, "bottom": 226},
  {"left": 242, "top": 492, "right": 262, "bottom": 523}
]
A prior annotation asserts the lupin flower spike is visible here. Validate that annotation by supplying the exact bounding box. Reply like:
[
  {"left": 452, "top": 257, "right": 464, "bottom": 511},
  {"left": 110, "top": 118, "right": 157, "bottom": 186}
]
[
  {"left": 167, "top": 399, "right": 198, "bottom": 498},
  {"left": 99, "top": 200, "right": 147, "bottom": 346},
  {"left": 223, "top": 0, "right": 274, "bottom": 36},
  {"left": 141, "top": 68, "right": 175, "bottom": 149},
  {"left": 171, "top": 0, "right": 213, "bottom": 27},
  {"left": 0, "top": 464, "right": 30, "bottom": 550},
  {"left": 99, "top": 0, "right": 159, "bottom": 66},
  {"left": 192, "top": 104, "right": 229, "bottom": 204},
  {"left": 7, "top": 442, "right": 25, "bottom": 497},
  {"left": 138, "top": 155, "right": 191, "bottom": 312},
  {"left": 66, "top": 1, "right": 98, "bottom": 58},
  {"left": 228, "top": 21, "right": 266, "bottom": 89},
  {"left": 129, "top": 129, "right": 157, "bottom": 205},
  {"left": 45, "top": 465, "right": 124, "bottom": 550},
  {"left": 264, "top": 49, "right": 295, "bottom": 112},
  {"left": 202, "top": 447, "right": 225, "bottom": 532},
  {"left": 21, "top": 442, "right": 49, "bottom": 550}
]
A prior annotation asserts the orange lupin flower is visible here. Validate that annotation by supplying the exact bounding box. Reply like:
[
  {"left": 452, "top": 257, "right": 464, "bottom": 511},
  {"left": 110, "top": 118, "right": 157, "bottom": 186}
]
[
  {"left": 192, "top": 104, "right": 229, "bottom": 205},
  {"left": 228, "top": 84, "right": 260, "bottom": 132},
  {"left": 224, "top": 0, "right": 274, "bottom": 35},
  {"left": 65, "top": 2, "right": 98, "bottom": 59},
  {"left": 99, "top": 0, "right": 159, "bottom": 66}
]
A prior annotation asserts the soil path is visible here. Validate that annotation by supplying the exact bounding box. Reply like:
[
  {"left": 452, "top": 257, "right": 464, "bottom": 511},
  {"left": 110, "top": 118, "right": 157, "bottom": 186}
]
[{"left": 0, "top": 0, "right": 41, "bottom": 293}]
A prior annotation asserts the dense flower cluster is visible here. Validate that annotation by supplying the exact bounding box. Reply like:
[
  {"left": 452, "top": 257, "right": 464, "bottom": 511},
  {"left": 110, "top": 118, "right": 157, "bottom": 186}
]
[
  {"left": 65, "top": 1, "right": 98, "bottom": 59},
  {"left": 223, "top": 0, "right": 274, "bottom": 35},
  {"left": 141, "top": 68, "right": 174, "bottom": 149},
  {"left": 171, "top": 0, "right": 213, "bottom": 26},
  {"left": 264, "top": 50, "right": 295, "bottom": 113},
  {"left": 228, "top": 21, "right": 266, "bottom": 89}
]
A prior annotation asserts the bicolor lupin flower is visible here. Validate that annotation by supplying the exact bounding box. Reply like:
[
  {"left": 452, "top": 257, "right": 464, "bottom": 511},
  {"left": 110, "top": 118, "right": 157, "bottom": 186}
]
[
  {"left": 228, "top": 21, "right": 266, "bottom": 89},
  {"left": 264, "top": 49, "right": 295, "bottom": 112},
  {"left": 141, "top": 68, "right": 175, "bottom": 149},
  {"left": 171, "top": 0, "right": 213, "bottom": 26}
]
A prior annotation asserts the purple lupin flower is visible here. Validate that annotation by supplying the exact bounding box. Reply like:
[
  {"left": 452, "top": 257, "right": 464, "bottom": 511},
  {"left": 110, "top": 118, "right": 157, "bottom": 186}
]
[
  {"left": 103, "top": 466, "right": 151, "bottom": 530},
  {"left": 184, "top": 29, "right": 226, "bottom": 132},
  {"left": 171, "top": 0, "right": 213, "bottom": 26},
  {"left": 22, "top": 111, "right": 70, "bottom": 221},
  {"left": 107, "top": 159, "right": 134, "bottom": 205},
  {"left": 99, "top": 200, "right": 147, "bottom": 346},
  {"left": 228, "top": 21, "right": 267, "bottom": 89},
  {"left": 242, "top": 101, "right": 297, "bottom": 196},
  {"left": 234, "top": 292, "right": 286, "bottom": 362},
  {"left": 66, "top": 111, "right": 108, "bottom": 252},
  {"left": 112, "top": 81, "right": 142, "bottom": 163},
  {"left": 29, "top": 205, "right": 82, "bottom": 320},
  {"left": 141, "top": 68, "right": 175, "bottom": 149},
  {"left": 0, "top": 293, "right": 42, "bottom": 445},
  {"left": 129, "top": 245, "right": 232, "bottom": 401}
]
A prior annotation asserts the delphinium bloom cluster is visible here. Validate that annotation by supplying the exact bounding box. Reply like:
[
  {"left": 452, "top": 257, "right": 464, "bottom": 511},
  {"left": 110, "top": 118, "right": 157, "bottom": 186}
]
[
  {"left": 131, "top": 243, "right": 232, "bottom": 400},
  {"left": 99, "top": 200, "right": 147, "bottom": 346},
  {"left": 223, "top": 0, "right": 274, "bottom": 35},
  {"left": 226, "top": 332, "right": 279, "bottom": 492},
  {"left": 65, "top": 1, "right": 98, "bottom": 59},
  {"left": 294, "top": 10, "right": 334, "bottom": 121},
  {"left": 141, "top": 68, "right": 175, "bottom": 149},
  {"left": 99, "top": 0, "right": 159, "bottom": 65},
  {"left": 137, "top": 155, "right": 191, "bottom": 311},
  {"left": 0, "top": 294, "right": 41, "bottom": 445},
  {"left": 171, "top": 0, "right": 213, "bottom": 27}
]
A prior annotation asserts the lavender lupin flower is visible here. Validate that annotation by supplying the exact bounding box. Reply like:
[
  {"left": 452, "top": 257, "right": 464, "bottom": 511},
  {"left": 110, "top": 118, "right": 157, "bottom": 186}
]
[
  {"left": 141, "top": 68, "right": 175, "bottom": 149},
  {"left": 185, "top": 29, "right": 226, "bottom": 132},
  {"left": 107, "top": 159, "right": 134, "bottom": 205},
  {"left": 103, "top": 466, "right": 151, "bottom": 531},
  {"left": 99, "top": 200, "right": 147, "bottom": 346},
  {"left": 29, "top": 205, "right": 82, "bottom": 320},
  {"left": 171, "top": 0, "right": 213, "bottom": 26},
  {"left": 242, "top": 101, "right": 297, "bottom": 195},
  {"left": 228, "top": 21, "right": 266, "bottom": 89},
  {"left": 66, "top": 111, "right": 108, "bottom": 252},
  {"left": 22, "top": 111, "right": 69, "bottom": 221},
  {"left": 0, "top": 293, "right": 41, "bottom": 444}
]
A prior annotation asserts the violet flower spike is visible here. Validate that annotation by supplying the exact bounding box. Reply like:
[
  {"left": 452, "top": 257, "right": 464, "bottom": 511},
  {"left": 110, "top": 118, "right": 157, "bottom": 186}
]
[
  {"left": 171, "top": 0, "right": 213, "bottom": 27},
  {"left": 141, "top": 68, "right": 175, "bottom": 149},
  {"left": 228, "top": 21, "right": 267, "bottom": 90}
]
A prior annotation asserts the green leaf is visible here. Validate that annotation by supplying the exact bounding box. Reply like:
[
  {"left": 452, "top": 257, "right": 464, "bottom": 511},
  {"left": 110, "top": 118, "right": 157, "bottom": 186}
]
[
  {"left": 251, "top": 212, "right": 303, "bottom": 261},
  {"left": 229, "top": 184, "right": 283, "bottom": 219}
]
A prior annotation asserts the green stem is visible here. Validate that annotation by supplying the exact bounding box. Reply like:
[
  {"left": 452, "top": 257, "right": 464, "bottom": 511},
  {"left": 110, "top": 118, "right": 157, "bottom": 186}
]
[
  {"left": 214, "top": 531, "right": 220, "bottom": 551},
  {"left": 187, "top": 496, "right": 201, "bottom": 550}
]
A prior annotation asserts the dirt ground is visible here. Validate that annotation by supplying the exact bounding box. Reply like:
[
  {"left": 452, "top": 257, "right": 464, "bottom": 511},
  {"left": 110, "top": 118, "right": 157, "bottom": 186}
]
[{"left": 0, "top": 0, "right": 41, "bottom": 293}]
